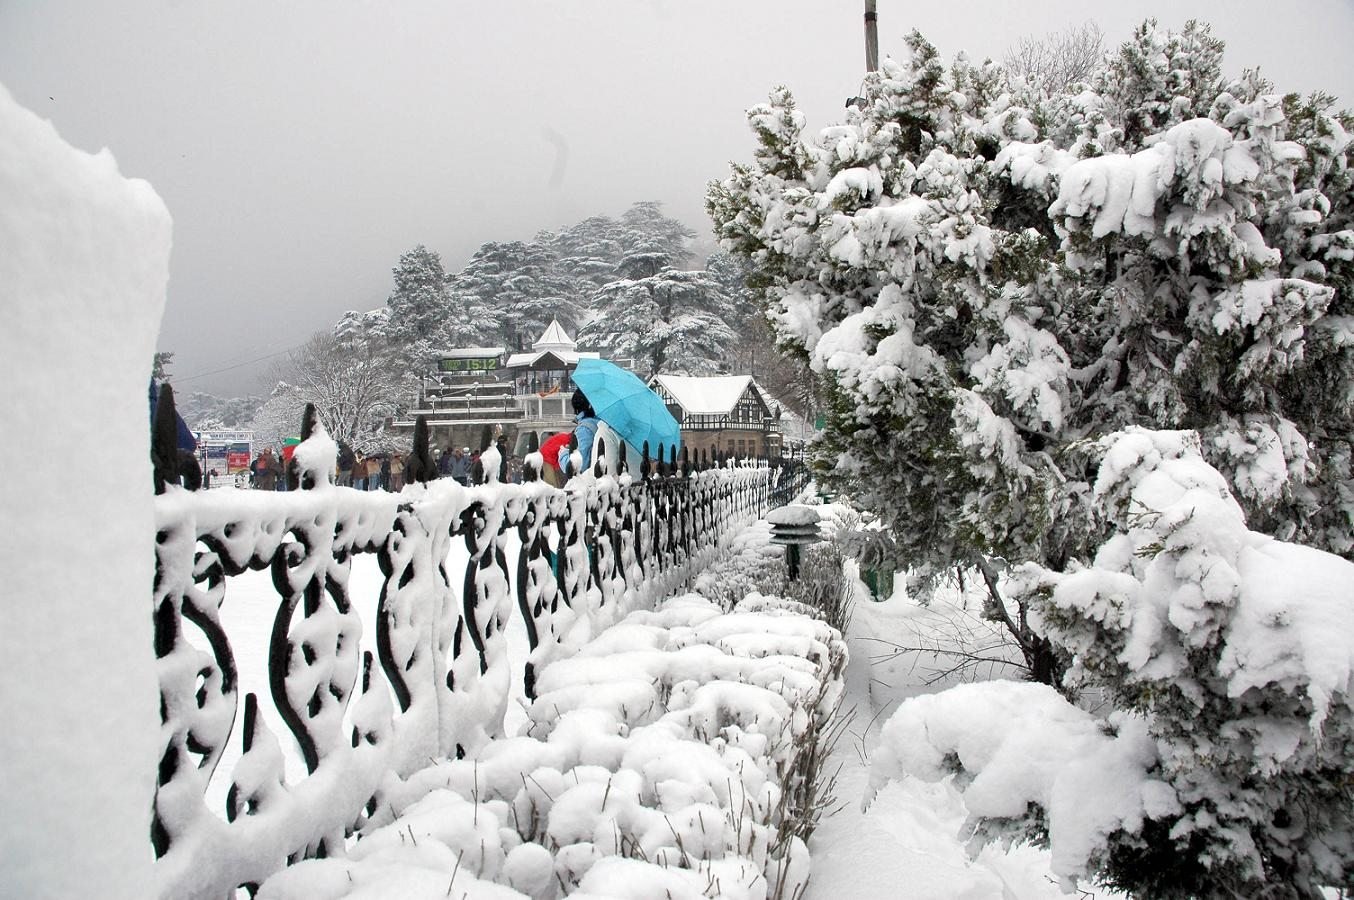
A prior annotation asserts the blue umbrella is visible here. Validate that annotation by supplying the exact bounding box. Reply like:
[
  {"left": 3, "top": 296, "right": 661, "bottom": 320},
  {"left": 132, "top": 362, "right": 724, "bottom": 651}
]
[{"left": 570, "top": 358, "right": 681, "bottom": 460}]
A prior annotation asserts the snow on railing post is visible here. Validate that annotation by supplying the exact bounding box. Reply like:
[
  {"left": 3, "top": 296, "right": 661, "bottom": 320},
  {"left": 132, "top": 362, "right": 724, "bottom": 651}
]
[
  {"left": 584, "top": 437, "right": 607, "bottom": 600},
  {"left": 515, "top": 487, "right": 561, "bottom": 700},
  {"left": 454, "top": 491, "right": 512, "bottom": 747}
]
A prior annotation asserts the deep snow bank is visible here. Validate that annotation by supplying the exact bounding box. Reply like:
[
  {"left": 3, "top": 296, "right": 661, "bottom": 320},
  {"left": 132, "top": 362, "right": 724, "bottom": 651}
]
[{"left": 0, "top": 83, "right": 171, "bottom": 897}]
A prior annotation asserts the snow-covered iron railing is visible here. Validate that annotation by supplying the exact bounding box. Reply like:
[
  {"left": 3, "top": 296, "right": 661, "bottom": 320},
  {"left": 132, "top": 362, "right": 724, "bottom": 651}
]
[{"left": 149, "top": 414, "right": 806, "bottom": 898}]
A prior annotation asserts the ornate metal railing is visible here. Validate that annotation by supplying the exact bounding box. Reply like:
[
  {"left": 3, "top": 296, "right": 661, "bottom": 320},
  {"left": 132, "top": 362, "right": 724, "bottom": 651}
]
[{"left": 148, "top": 411, "right": 809, "bottom": 898}]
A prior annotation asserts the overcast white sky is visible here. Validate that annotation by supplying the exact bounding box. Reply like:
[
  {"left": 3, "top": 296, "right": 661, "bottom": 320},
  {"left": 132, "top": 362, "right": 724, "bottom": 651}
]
[{"left": 3, "top": 0, "right": 1351, "bottom": 396}]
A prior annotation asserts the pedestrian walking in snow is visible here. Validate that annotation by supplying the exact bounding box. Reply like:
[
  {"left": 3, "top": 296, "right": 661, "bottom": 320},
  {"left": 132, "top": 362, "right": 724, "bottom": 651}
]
[{"left": 336, "top": 441, "right": 356, "bottom": 487}]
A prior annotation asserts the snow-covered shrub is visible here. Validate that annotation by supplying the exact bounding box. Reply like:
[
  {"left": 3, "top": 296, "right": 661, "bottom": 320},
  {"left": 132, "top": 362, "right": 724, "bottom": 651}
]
[
  {"left": 871, "top": 429, "right": 1354, "bottom": 897},
  {"left": 694, "top": 518, "right": 790, "bottom": 611},
  {"left": 784, "top": 542, "right": 852, "bottom": 635},
  {"left": 258, "top": 593, "right": 848, "bottom": 900},
  {"left": 709, "top": 21, "right": 1354, "bottom": 682}
]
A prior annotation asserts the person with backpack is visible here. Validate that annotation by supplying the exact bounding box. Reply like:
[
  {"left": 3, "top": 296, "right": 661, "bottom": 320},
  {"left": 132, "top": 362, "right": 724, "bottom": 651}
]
[{"left": 251, "top": 448, "right": 278, "bottom": 491}]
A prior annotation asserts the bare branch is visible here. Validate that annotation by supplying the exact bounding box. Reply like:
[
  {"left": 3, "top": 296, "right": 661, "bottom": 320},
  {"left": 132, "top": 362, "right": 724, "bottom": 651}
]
[{"left": 1004, "top": 21, "right": 1104, "bottom": 91}]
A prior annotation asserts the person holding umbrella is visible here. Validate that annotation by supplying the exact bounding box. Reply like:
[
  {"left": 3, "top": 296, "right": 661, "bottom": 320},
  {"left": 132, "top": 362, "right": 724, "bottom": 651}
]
[
  {"left": 558, "top": 387, "right": 601, "bottom": 477},
  {"left": 567, "top": 358, "right": 681, "bottom": 471}
]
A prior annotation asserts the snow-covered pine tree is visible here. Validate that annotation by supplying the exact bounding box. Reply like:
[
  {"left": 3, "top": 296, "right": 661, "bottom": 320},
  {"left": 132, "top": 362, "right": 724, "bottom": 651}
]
[
  {"left": 870, "top": 431, "right": 1354, "bottom": 897},
  {"left": 441, "top": 281, "right": 497, "bottom": 348},
  {"left": 708, "top": 22, "right": 1354, "bottom": 681},
  {"left": 334, "top": 307, "right": 390, "bottom": 346},
  {"left": 705, "top": 249, "right": 778, "bottom": 376},
  {"left": 544, "top": 213, "right": 628, "bottom": 264},
  {"left": 620, "top": 200, "right": 696, "bottom": 267},
  {"left": 450, "top": 240, "right": 578, "bottom": 347},
  {"left": 999, "top": 429, "right": 1354, "bottom": 897},
  {"left": 578, "top": 261, "right": 738, "bottom": 378},
  {"left": 385, "top": 245, "right": 452, "bottom": 367},
  {"left": 714, "top": 16, "right": 1354, "bottom": 896},
  {"left": 152, "top": 350, "right": 174, "bottom": 380}
]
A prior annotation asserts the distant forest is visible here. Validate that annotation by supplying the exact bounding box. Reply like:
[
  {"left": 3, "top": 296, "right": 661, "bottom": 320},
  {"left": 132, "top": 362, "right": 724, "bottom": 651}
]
[{"left": 175, "top": 202, "right": 812, "bottom": 448}]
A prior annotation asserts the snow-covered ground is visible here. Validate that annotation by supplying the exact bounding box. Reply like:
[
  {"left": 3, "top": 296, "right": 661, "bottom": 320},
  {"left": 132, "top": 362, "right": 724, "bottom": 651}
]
[{"left": 807, "top": 575, "right": 1123, "bottom": 900}]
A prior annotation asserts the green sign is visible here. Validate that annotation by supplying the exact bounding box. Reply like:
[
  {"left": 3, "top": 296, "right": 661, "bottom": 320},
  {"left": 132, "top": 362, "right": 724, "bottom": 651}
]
[{"left": 439, "top": 356, "right": 499, "bottom": 373}]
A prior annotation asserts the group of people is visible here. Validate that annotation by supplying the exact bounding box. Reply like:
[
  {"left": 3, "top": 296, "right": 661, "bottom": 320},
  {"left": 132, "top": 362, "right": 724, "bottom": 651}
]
[
  {"left": 247, "top": 447, "right": 286, "bottom": 490},
  {"left": 240, "top": 388, "right": 601, "bottom": 493},
  {"left": 244, "top": 444, "right": 404, "bottom": 491}
]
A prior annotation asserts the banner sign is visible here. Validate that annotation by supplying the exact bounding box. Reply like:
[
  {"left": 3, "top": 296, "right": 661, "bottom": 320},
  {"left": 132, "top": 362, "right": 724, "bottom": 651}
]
[
  {"left": 196, "top": 430, "right": 253, "bottom": 444},
  {"left": 226, "top": 444, "right": 251, "bottom": 473},
  {"left": 196, "top": 431, "right": 255, "bottom": 476}
]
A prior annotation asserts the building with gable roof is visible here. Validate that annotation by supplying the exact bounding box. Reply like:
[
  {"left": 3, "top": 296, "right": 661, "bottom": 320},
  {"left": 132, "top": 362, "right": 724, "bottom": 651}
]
[
  {"left": 504, "top": 318, "right": 600, "bottom": 398},
  {"left": 649, "top": 374, "right": 782, "bottom": 460},
  {"left": 391, "top": 319, "right": 599, "bottom": 456}
]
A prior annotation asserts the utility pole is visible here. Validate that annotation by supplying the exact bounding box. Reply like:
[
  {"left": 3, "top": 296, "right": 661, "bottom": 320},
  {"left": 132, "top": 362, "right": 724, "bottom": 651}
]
[{"left": 864, "top": 0, "right": 879, "bottom": 72}]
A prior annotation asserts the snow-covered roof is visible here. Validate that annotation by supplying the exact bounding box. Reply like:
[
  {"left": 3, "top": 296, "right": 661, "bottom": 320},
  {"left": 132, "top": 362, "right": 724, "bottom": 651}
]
[
  {"left": 652, "top": 374, "right": 754, "bottom": 415},
  {"left": 532, "top": 318, "right": 576, "bottom": 352},
  {"left": 752, "top": 382, "right": 815, "bottom": 440},
  {"left": 440, "top": 347, "right": 505, "bottom": 359},
  {"left": 504, "top": 349, "right": 600, "bottom": 369}
]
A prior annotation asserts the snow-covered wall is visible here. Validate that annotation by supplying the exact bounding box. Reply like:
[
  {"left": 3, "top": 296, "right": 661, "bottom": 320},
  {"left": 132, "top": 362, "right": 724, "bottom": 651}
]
[{"left": 0, "top": 83, "right": 170, "bottom": 897}]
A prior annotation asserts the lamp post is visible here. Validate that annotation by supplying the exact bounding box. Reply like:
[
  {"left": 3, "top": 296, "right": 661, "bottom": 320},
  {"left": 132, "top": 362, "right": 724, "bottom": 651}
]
[
  {"left": 864, "top": 0, "right": 879, "bottom": 73},
  {"left": 768, "top": 504, "right": 822, "bottom": 581}
]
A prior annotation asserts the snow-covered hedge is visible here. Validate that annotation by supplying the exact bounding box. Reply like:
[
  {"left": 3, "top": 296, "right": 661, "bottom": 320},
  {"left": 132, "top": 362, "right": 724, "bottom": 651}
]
[
  {"left": 152, "top": 428, "right": 786, "bottom": 897},
  {"left": 256, "top": 592, "right": 847, "bottom": 900},
  {"left": 869, "top": 428, "right": 1354, "bottom": 897}
]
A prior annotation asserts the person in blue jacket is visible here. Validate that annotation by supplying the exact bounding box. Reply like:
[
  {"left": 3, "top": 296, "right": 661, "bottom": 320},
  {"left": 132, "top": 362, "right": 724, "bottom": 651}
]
[{"left": 557, "top": 387, "right": 600, "bottom": 477}]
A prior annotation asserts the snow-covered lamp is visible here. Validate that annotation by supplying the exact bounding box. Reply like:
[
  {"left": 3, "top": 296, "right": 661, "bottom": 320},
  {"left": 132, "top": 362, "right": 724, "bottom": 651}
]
[{"left": 767, "top": 504, "right": 822, "bottom": 580}]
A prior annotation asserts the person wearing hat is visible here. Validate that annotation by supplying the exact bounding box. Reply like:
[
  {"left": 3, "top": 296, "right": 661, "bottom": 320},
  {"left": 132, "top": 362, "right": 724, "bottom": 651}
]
[{"left": 557, "top": 387, "right": 600, "bottom": 477}]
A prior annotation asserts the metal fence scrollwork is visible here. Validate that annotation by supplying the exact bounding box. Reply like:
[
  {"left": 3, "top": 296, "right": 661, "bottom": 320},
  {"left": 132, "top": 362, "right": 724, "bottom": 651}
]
[{"left": 150, "top": 412, "right": 810, "bottom": 898}]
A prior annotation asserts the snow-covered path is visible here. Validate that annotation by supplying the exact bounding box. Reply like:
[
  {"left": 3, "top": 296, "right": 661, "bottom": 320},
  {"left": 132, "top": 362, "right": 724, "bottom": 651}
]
[{"left": 804, "top": 585, "right": 1097, "bottom": 900}]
